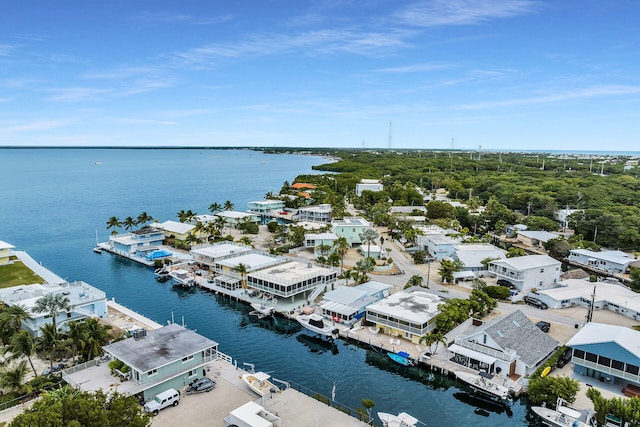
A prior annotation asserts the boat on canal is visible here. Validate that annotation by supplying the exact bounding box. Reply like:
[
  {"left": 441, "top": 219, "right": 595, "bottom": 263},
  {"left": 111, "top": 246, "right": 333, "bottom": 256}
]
[
  {"left": 531, "top": 398, "right": 595, "bottom": 427},
  {"left": 455, "top": 371, "right": 511, "bottom": 402},
  {"left": 388, "top": 351, "right": 413, "bottom": 366},
  {"left": 241, "top": 371, "right": 279, "bottom": 397},
  {"left": 378, "top": 411, "right": 419, "bottom": 427},
  {"left": 250, "top": 302, "right": 275, "bottom": 318},
  {"left": 296, "top": 313, "right": 339, "bottom": 339}
]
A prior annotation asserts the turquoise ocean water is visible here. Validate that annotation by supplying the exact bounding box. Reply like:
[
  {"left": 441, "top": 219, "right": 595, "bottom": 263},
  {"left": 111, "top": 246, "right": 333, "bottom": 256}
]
[{"left": 0, "top": 148, "right": 539, "bottom": 426}]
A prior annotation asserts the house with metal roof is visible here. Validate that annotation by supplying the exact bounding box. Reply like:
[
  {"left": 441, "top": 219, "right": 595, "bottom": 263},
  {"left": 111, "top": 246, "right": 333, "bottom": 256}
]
[
  {"left": 320, "top": 281, "right": 391, "bottom": 324},
  {"left": 331, "top": 217, "right": 371, "bottom": 247},
  {"left": 453, "top": 243, "right": 507, "bottom": 275},
  {"left": 65, "top": 323, "right": 218, "bottom": 402},
  {"left": 516, "top": 230, "right": 560, "bottom": 249},
  {"left": 153, "top": 220, "right": 196, "bottom": 241},
  {"left": 566, "top": 323, "right": 640, "bottom": 390},
  {"left": 450, "top": 310, "right": 558, "bottom": 377},
  {"left": 304, "top": 232, "right": 339, "bottom": 256},
  {"left": 365, "top": 290, "right": 443, "bottom": 343},
  {"left": 488, "top": 255, "right": 561, "bottom": 295},
  {"left": 0, "top": 281, "right": 107, "bottom": 337},
  {"left": 0, "top": 240, "right": 15, "bottom": 266},
  {"left": 567, "top": 249, "right": 634, "bottom": 274}
]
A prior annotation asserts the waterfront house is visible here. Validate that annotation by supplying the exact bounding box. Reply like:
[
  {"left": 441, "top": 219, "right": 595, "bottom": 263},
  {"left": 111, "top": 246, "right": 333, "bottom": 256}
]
[
  {"left": 247, "top": 200, "right": 286, "bottom": 224},
  {"left": 453, "top": 243, "right": 507, "bottom": 275},
  {"left": 534, "top": 279, "right": 640, "bottom": 321},
  {"left": 320, "top": 281, "right": 391, "bottom": 324},
  {"left": 213, "top": 252, "right": 285, "bottom": 291},
  {"left": 70, "top": 323, "right": 219, "bottom": 402},
  {"left": 355, "top": 179, "right": 383, "bottom": 197},
  {"left": 304, "top": 232, "right": 339, "bottom": 256},
  {"left": 215, "top": 211, "right": 260, "bottom": 229},
  {"left": 488, "top": 255, "right": 561, "bottom": 294},
  {"left": 152, "top": 220, "right": 195, "bottom": 241},
  {"left": 450, "top": 310, "right": 558, "bottom": 377},
  {"left": 0, "top": 240, "right": 15, "bottom": 265},
  {"left": 567, "top": 249, "right": 633, "bottom": 274},
  {"left": 331, "top": 217, "right": 371, "bottom": 247},
  {"left": 191, "top": 242, "right": 252, "bottom": 268},
  {"left": 365, "top": 289, "right": 442, "bottom": 343},
  {"left": 566, "top": 323, "right": 640, "bottom": 392},
  {"left": 109, "top": 227, "right": 164, "bottom": 257},
  {"left": 247, "top": 261, "right": 337, "bottom": 301},
  {"left": 515, "top": 230, "right": 560, "bottom": 249},
  {"left": 0, "top": 281, "right": 107, "bottom": 336},
  {"left": 295, "top": 204, "right": 332, "bottom": 223}
]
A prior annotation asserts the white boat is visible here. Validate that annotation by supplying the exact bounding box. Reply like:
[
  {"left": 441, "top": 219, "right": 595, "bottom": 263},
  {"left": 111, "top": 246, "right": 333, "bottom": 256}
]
[
  {"left": 378, "top": 411, "right": 419, "bottom": 427},
  {"left": 250, "top": 302, "right": 275, "bottom": 318},
  {"left": 455, "top": 371, "right": 511, "bottom": 402},
  {"left": 532, "top": 398, "right": 594, "bottom": 427},
  {"left": 93, "top": 229, "right": 102, "bottom": 253},
  {"left": 296, "top": 313, "right": 339, "bottom": 339},
  {"left": 241, "top": 372, "right": 279, "bottom": 396}
]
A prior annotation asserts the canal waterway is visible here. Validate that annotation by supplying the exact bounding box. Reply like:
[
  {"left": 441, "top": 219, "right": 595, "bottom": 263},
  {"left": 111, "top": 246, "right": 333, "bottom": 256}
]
[{"left": 0, "top": 148, "right": 538, "bottom": 425}]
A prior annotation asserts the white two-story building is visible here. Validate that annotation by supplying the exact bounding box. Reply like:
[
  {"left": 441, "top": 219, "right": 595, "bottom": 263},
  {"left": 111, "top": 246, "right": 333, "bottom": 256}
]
[{"left": 488, "top": 255, "right": 561, "bottom": 294}]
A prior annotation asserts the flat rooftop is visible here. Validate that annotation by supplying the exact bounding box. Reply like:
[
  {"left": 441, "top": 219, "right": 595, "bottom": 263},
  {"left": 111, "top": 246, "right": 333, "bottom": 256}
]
[
  {"left": 217, "top": 253, "right": 285, "bottom": 271},
  {"left": 103, "top": 323, "right": 218, "bottom": 373},
  {"left": 366, "top": 291, "right": 442, "bottom": 324},
  {"left": 250, "top": 261, "right": 333, "bottom": 284},
  {"left": 0, "top": 281, "right": 106, "bottom": 312},
  {"left": 191, "top": 243, "right": 252, "bottom": 259},
  {"left": 332, "top": 217, "right": 369, "bottom": 227}
]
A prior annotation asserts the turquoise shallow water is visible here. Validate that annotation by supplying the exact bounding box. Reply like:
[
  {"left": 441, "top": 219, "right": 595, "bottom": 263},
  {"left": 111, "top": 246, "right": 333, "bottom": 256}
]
[{"left": 0, "top": 148, "right": 538, "bottom": 426}]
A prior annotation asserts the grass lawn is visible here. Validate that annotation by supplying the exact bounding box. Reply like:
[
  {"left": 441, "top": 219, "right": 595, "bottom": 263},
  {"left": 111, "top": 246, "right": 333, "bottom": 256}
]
[{"left": 0, "top": 260, "right": 45, "bottom": 288}]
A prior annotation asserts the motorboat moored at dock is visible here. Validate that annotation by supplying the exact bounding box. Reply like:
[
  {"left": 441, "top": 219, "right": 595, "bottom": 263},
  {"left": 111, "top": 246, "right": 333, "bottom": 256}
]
[
  {"left": 531, "top": 398, "right": 595, "bottom": 427},
  {"left": 241, "top": 371, "right": 279, "bottom": 397},
  {"left": 378, "top": 411, "right": 419, "bottom": 427},
  {"left": 455, "top": 371, "right": 511, "bottom": 402},
  {"left": 250, "top": 302, "right": 275, "bottom": 318},
  {"left": 388, "top": 351, "right": 414, "bottom": 366},
  {"left": 296, "top": 313, "right": 339, "bottom": 339}
]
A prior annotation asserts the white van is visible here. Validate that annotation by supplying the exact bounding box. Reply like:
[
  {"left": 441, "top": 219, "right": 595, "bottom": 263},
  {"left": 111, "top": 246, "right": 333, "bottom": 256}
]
[{"left": 143, "top": 388, "right": 180, "bottom": 415}]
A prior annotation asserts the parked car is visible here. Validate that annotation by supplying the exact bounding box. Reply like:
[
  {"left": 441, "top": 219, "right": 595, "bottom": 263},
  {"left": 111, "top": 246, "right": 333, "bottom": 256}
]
[
  {"left": 144, "top": 388, "right": 180, "bottom": 415},
  {"left": 524, "top": 296, "right": 548, "bottom": 309},
  {"left": 497, "top": 279, "right": 515, "bottom": 289},
  {"left": 535, "top": 321, "right": 551, "bottom": 332},
  {"left": 557, "top": 348, "right": 572, "bottom": 368},
  {"left": 186, "top": 377, "right": 216, "bottom": 394},
  {"left": 41, "top": 363, "right": 66, "bottom": 376}
]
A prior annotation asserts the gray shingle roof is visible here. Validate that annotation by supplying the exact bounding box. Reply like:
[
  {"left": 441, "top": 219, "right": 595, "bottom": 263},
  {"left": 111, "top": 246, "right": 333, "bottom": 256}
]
[{"left": 477, "top": 310, "right": 558, "bottom": 367}]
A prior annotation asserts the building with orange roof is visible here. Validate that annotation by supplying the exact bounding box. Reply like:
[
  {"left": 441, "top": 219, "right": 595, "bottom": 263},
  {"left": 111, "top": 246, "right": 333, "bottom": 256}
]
[{"left": 291, "top": 182, "right": 317, "bottom": 190}]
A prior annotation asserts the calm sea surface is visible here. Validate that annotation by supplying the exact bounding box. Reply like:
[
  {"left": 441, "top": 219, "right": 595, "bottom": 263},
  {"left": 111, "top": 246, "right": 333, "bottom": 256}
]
[{"left": 0, "top": 148, "right": 538, "bottom": 426}]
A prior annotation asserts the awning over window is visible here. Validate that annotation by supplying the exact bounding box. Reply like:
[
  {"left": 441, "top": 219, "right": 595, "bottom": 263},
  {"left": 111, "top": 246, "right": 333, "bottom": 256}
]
[{"left": 449, "top": 344, "right": 497, "bottom": 365}]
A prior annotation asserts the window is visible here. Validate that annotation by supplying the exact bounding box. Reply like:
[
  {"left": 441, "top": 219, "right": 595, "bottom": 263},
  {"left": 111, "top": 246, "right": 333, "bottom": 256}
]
[
  {"left": 612, "top": 359, "right": 624, "bottom": 371},
  {"left": 625, "top": 364, "right": 639, "bottom": 375},
  {"left": 574, "top": 349, "right": 585, "bottom": 359},
  {"left": 585, "top": 352, "right": 598, "bottom": 363},
  {"left": 540, "top": 268, "right": 545, "bottom": 273},
  {"left": 147, "top": 369, "right": 157, "bottom": 376},
  {"left": 598, "top": 356, "right": 611, "bottom": 367},
  {"left": 182, "top": 355, "right": 194, "bottom": 363},
  {"left": 188, "top": 369, "right": 197, "bottom": 377}
]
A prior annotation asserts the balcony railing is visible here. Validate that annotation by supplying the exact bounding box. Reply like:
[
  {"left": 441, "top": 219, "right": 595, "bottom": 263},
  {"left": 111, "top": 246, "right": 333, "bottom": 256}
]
[
  {"left": 573, "top": 357, "right": 640, "bottom": 384},
  {"left": 454, "top": 339, "right": 516, "bottom": 362}
]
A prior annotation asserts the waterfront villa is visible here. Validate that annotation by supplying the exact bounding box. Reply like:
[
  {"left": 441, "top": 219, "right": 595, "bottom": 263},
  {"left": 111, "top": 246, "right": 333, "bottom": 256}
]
[
  {"left": 331, "top": 217, "right": 371, "bottom": 247},
  {"left": 108, "top": 227, "right": 164, "bottom": 257},
  {"left": 355, "top": 179, "right": 383, "bottom": 197},
  {"left": 191, "top": 242, "right": 252, "bottom": 268},
  {"left": 247, "top": 200, "right": 286, "bottom": 224},
  {"left": 0, "top": 281, "right": 108, "bottom": 336},
  {"left": 247, "top": 261, "right": 337, "bottom": 302},
  {"left": 320, "top": 281, "right": 391, "bottom": 324},
  {"left": 488, "top": 255, "right": 561, "bottom": 295},
  {"left": 213, "top": 252, "right": 285, "bottom": 291},
  {"left": 295, "top": 204, "right": 332, "bottom": 223},
  {"left": 0, "top": 240, "right": 14, "bottom": 265},
  {"left": 567, "top": 249, "right": 634, "bottom": 274},
  {"left": 65, "top": 323, "right": 219, "bottom": 402},
  {"left": 534, "top": 279, "right": 640, "bottom": 321},
  {"left": 152, "top": 220, "right": 195, "bottom": 241},
  {"left": 566, "top": 323, "right": 640, "bottom": 393},
  {"left": 365, "top": 290, "right": 442, "bottom": 343},
  {"left": 449, "top": 310, "right": 558, "bottom": 377},
  {"left": 304, "top": 232, "right": 339, "bottom": 256}
]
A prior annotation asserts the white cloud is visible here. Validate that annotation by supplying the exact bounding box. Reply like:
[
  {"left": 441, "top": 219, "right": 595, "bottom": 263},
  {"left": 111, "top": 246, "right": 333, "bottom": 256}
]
[
  {"left": 0, "top": 119, "right": 72, "bottom": 134},
  {"left": 396, "top": 0, "right": 538, "bottom": 27},
  {"left": 44, "top": 87, "right": 111, "bottom": 102},
  {"left": 0, "top": 44, "right": 20, "bottom": 56},
  {"left": 375, "top": 63, "right": 455, "bottom": 73}
]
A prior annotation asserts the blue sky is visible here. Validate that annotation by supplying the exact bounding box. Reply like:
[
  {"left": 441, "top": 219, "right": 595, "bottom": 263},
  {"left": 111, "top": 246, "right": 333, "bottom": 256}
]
[{"left": 1, "top": 1, "right": 639, "bottom": 151}]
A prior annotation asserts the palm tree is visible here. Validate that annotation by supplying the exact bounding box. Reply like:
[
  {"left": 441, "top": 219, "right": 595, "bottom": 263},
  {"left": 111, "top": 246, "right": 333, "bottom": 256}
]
[
  {"left": 136, "top": 212, "right": 153, "bottom": 227},
  {"left": 0, "top": 304, "right": 33, "bottom": 337},
  {"left": 106, "top": 216, "right": 121, "bottom": 235},
  {"left": 0, "top": 360, "right": 31, "bottom": 395},
  {"left": 192, "top": 221, "right": 207, "bottom": 243},
  {"left": 405, "top": 275, "right": 424, "bottom": 289},
  {"left": 122, "top": 216, "right": 136, "bottom": 231},
  {"left": 419, "top": 331, "right": 447, "bottom": 355},
  {"left": 66, "top": 320, "right": 87, "bottom": 363},
  {"left": 177, "top": 209, "right": 188, "bottom": 222},
  {"left": 214, "top": 216, "right": 227, "bottom": 235},
  {"left": 208, "top": 202, "right": 222, "bottom": 214},
  {"left": 184, "top": 233, "right": 198, "bottom": 249},
  {"left": 36, "top": 322, "right": 61, "bottom": 371},
  {"left": 33, "top": 293, "right": 72, "bottom": 335},
  {"left": 223, "top": 200, "right": 234, "bottom": 211},
  {"left": 232, "top": 263, "right": 249, "bottom": 291},
  {"left": 359, "top": 228, "right": 379, "bottom": 259},
  {"left": 238, "top": 236, "right": 254, "bottom": 247},
  {"left": 81, "top": 318, "right": 111, "bottom": 361},
  {"left": 5, "top": 330, "right": 38, "bottom": 376},
  {"left": 333, "top": 237, "right": 350, "bottom": 274}
]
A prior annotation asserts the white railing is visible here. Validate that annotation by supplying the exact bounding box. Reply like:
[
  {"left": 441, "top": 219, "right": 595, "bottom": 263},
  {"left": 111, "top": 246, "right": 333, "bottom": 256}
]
[
  {"left": 454, "top": 339, "right": 516, "bottom": 362},
  {"left": 574, "top": 358, "right": 640, "bottom": 384}
]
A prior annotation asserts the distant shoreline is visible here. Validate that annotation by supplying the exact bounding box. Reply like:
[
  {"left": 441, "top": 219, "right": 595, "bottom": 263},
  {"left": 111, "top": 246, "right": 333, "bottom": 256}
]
[{"left": 0, "top": 146, "right": 639, "bottom": 156}]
